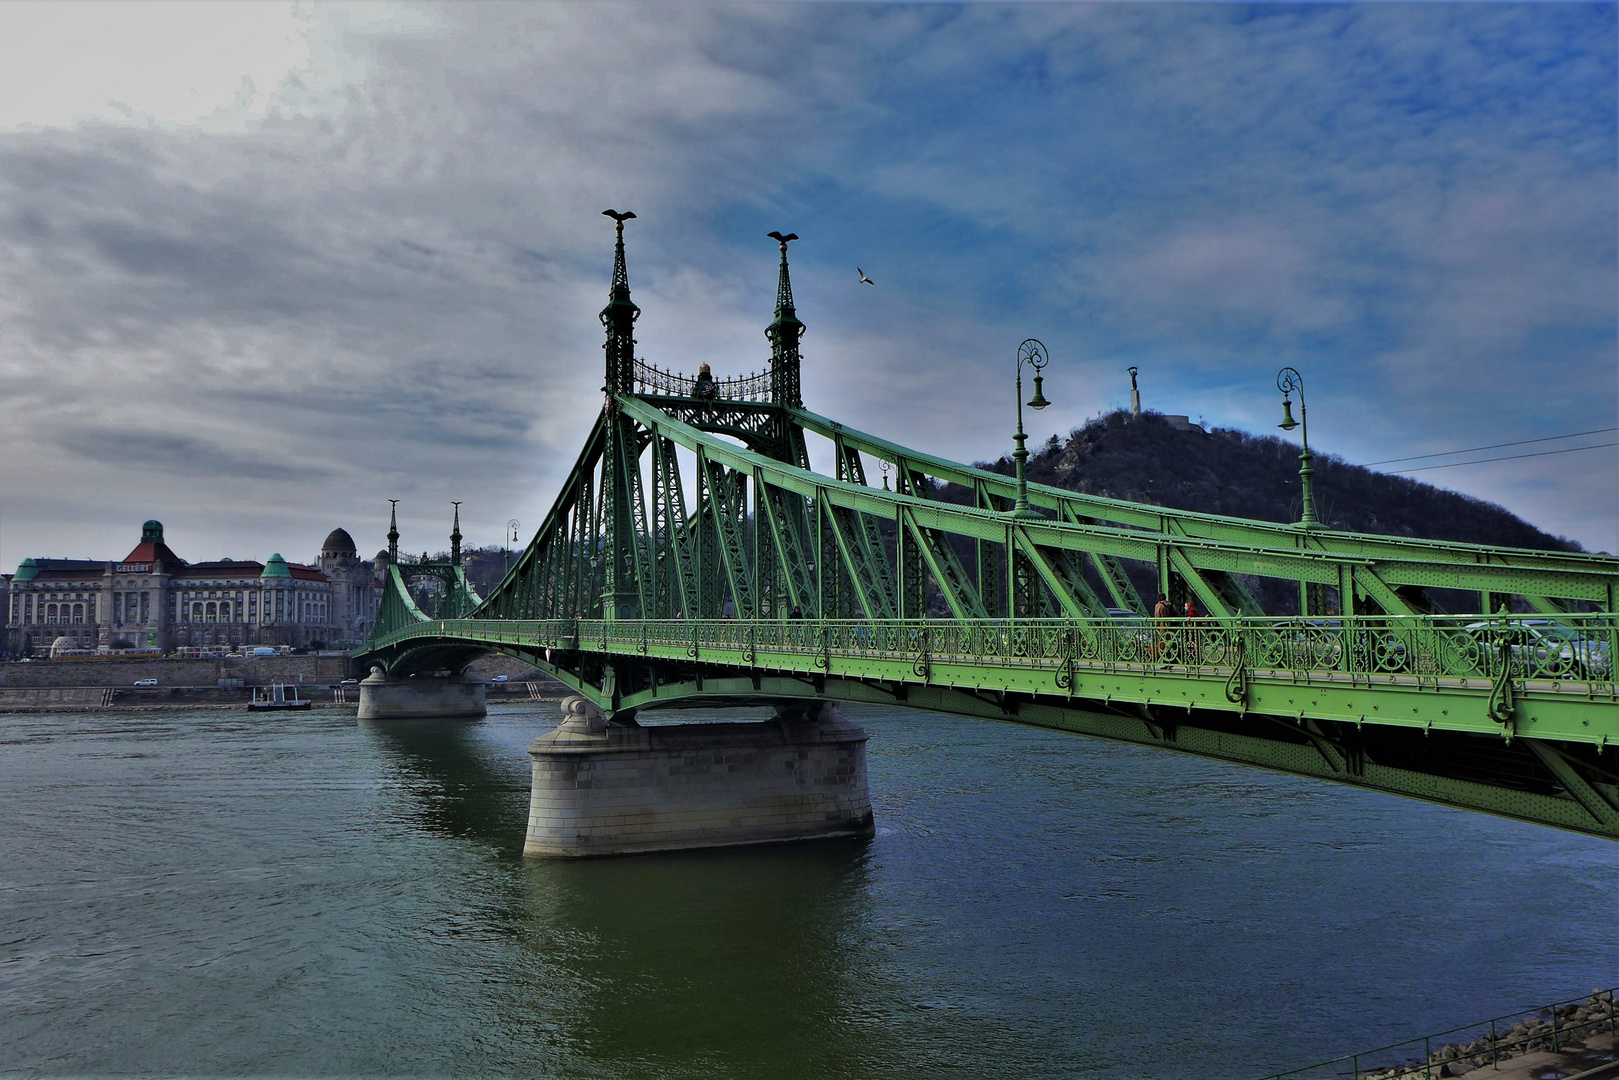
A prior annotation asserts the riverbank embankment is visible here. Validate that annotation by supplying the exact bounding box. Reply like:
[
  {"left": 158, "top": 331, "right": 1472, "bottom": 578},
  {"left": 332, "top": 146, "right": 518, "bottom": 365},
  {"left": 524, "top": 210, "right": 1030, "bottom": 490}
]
[
  {"left": 0, "top": 654, "right": 565, "bottom": 712},
  {"left": 1282, "top": 989, "right": 1619, "bottom": 1080}
]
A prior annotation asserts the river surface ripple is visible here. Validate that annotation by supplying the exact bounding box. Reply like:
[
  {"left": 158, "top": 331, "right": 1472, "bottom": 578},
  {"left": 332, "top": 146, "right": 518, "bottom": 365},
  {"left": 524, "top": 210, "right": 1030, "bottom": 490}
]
[{"left": 1, "top": 703, "right": 1615, "bottom": 1078}]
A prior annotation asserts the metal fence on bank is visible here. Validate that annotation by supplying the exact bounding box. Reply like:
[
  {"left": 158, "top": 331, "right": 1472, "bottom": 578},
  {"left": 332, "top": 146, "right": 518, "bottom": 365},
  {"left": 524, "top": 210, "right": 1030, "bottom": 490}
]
[{"left": 1257, "top": 988, "right": 1618, "bottom": 1079}]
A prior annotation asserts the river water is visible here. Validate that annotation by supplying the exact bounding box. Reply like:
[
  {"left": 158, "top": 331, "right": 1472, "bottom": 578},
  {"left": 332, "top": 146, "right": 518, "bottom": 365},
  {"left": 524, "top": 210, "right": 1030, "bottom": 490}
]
[{"left": 2, "top": 703, "right": 1615, "bottom": 1078}]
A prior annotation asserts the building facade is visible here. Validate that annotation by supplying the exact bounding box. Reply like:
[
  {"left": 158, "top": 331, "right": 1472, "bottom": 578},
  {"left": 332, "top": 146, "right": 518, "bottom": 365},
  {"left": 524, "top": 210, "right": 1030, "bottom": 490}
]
[{"left": 3, "top": 520, "right": 380, "bottom": 658}]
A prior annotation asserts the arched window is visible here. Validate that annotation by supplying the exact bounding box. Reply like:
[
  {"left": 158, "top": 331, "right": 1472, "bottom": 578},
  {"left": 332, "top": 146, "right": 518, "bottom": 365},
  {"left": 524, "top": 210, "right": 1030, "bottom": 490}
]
[
  {"left": 46, "top": 603, "right": 57, "bottom": 622},
  {"left": 73, "top": 603, "right": 84, "bottom": 623},
  {"left": 193, "top": 603, "right": 204, "bottom": 622},
  {"left": 206, "top": 602, "right": 217, "bottom": 622}
]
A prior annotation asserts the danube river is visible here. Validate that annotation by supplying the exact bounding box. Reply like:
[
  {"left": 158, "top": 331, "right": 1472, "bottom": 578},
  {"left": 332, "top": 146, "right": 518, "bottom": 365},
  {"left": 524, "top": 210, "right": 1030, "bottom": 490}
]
[{"left": 2, "top": 703, "right": 1615, "bottom": 1077}]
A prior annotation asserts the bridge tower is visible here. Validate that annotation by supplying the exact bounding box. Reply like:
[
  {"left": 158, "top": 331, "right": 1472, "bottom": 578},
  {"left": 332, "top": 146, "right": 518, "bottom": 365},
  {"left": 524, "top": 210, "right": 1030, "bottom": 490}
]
[
  {"left": 765, "top": 231, "right": 812, "bottom": 469},
  {"left": 449, "top": 502, "right": 462, "bottom": 568},
  {"left": 600, "top": 210, "right": 649, "bottom": 621}
]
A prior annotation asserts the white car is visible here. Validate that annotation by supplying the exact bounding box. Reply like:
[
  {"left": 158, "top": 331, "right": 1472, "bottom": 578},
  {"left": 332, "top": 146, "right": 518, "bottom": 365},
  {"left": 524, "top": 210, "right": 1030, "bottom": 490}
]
[
  {"left": 133, "top": 678, "right": 159, "bottom": 686},
  {"left": 1464, "top": 620, "right": 1612, "bottom": 679},
  {"left": 492, "top": 675, "right": 509, "bottom": 682}
]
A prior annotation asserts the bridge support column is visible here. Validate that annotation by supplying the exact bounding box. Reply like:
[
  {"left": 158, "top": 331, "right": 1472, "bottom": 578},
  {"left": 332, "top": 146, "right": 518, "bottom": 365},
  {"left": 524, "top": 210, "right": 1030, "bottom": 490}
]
[
  {"left": 356, "top": 667, "right": 486, "bottom": 720},
  {"left": 525, "top": 696, "right": 874, "bottom": 858}
]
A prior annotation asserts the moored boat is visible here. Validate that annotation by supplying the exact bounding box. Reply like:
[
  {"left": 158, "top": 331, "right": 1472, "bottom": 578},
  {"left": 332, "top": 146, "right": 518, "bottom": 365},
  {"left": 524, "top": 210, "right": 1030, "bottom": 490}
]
[{"left": 248, "top": 683, "right": 312, "bottom": 711}]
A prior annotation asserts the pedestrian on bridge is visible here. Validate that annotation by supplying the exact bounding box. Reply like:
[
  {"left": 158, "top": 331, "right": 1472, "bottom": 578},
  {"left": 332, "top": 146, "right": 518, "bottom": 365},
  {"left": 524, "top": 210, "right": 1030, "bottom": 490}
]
[{"left": 1151, "top": 593, "right": 1173, "bottom": 662}]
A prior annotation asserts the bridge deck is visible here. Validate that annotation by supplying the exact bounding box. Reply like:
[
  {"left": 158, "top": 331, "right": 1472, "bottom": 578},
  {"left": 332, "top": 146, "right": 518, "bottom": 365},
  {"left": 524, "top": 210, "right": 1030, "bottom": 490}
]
[{"left": 373, "top": 615, "right": 1618, "bottom": 747}]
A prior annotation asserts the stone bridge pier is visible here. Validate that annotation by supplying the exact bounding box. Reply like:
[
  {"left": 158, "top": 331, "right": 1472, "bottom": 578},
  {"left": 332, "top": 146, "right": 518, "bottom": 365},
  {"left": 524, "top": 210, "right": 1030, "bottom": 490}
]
[
  {"left": 525, "top": 697, "right": 875, "bottom": 857},
  {"left": 357, "top": 666, "right": 487, "bottom": 720}
]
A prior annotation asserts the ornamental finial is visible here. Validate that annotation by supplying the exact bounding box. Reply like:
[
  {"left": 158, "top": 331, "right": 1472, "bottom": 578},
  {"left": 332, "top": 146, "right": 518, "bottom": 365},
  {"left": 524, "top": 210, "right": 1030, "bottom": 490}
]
[
  {"left": 450, "top": 501, "right": 462, "bottom": 567},
  {"left": 600, "top": 210, "right": 640, "bottom": 393},
  {"left": 766, "top": 231, "right": 804, "bottom": 408},
  {"left": 387, "top": 499, "right": 400, "bottom": 563}
]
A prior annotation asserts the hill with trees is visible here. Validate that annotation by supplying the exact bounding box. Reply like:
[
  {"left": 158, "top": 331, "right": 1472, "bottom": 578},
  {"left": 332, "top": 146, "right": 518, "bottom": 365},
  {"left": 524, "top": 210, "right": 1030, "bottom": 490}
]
[{"left": 993, "top": 410, "right": 1580, "bottom": 553}]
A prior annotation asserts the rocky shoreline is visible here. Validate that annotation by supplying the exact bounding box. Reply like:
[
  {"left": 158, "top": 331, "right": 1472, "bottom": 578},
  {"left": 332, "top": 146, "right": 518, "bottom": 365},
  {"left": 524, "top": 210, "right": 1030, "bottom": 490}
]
[{"left": 1362, "top": 989, "right": 1616, "bottom": 1079}]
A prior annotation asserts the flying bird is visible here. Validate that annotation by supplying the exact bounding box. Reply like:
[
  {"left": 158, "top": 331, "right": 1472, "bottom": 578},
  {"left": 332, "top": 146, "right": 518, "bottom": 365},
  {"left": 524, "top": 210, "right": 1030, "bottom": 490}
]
[{"left": 857, "top": 267, "right": 875, "bottom": 286}]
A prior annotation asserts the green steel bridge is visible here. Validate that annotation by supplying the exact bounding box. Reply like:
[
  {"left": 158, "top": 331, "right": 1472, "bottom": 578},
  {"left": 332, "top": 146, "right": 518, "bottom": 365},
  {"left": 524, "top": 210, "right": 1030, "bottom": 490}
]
[{"left": 359, "top": 214, "right": 1619, "bottom": 842}]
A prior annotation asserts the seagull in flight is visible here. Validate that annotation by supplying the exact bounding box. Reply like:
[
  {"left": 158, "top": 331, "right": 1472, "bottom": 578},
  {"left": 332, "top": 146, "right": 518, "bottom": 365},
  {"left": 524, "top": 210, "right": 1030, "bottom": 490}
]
[{"left": 857, "top": 267, "right": 875, "bottom": 286}]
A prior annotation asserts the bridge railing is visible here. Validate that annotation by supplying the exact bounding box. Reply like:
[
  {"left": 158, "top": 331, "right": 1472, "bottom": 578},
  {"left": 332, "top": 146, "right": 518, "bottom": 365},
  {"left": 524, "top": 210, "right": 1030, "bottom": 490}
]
[
  {"left": 578, "top": 613, "right": 1616, "bottom": 684},
  {"left": 387, "top": 613, "right": 1617, "bottom": 690},
  {"left": 632, "top": 359, "right": 771, "bottom": 402}
]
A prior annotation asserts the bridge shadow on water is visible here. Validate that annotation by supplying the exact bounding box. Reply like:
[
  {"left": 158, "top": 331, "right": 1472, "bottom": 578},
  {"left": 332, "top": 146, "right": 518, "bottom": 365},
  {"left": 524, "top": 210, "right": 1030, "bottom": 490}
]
[
  {"left": 358, "top": 710, "right": 923, "bottom": 1078},
  {"left": 360, "top": 714, "right": 533, "bottom": 857}
]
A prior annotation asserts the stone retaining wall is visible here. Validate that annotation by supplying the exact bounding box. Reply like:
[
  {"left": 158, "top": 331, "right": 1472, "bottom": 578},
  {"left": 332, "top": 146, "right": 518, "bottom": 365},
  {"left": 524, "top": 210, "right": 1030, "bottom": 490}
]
[{"left": 0, "top": 652, "right": 553, "bottom": 689}]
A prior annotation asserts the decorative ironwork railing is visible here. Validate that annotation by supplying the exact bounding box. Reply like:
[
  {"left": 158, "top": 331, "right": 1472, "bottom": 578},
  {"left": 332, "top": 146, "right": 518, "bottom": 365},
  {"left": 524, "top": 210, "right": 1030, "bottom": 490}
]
[
  {"left": 632, "top": 359, "right": 772, "bottom": 402},
  {"left": 375, "top": 612, "right": 1619, "bottom": 691}
]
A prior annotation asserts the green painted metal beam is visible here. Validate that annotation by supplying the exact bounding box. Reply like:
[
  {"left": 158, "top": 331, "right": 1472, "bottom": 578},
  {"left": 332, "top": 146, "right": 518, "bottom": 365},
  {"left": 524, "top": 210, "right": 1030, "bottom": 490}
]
[{"left": 790, "top": 406, "right": 1619, "bottom": 595}]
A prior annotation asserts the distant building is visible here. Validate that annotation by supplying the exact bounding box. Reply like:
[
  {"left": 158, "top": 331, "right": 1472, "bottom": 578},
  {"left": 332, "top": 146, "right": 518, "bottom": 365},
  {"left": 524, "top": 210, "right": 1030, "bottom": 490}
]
[{"left": 3, "top": 520, "right": 379, "bottom": 658}]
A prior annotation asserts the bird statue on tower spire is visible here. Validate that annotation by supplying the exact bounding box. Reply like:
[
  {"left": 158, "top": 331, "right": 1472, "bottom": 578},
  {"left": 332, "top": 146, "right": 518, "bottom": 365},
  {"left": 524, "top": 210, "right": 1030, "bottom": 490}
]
[
  {"left": 600, "top": 210, "right": 640, "bottom": 394},
  {"left": 765, "top": 231, "right": 804, "bottom": 409},
  {"left": 449, "top": 501, "right": 462, "bottom": 567}
]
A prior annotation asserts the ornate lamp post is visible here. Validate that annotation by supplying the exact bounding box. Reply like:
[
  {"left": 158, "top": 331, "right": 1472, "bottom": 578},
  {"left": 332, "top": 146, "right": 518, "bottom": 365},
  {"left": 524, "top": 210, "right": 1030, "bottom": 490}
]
[
  {"left": 1276, "top": 366, "right": 1318, "bottom": 528},
  {"left": 504, "top": 519, "right": 521, "bottom": 578},
  {"left": 1012, "top": 339, "right": 1052, "bottom": 516}
]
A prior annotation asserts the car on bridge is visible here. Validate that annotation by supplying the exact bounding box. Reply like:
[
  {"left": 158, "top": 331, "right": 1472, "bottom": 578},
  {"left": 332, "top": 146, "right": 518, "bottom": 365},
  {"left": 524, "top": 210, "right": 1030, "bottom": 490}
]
[
  {"left": 1463, "top": 619, "right": 1612, "bottom": 680},
  {"left": 133, "top": 678, "right": 158, "bottom": 686},
  {"left": 1103, "top": 607, "right": 1153, "bottom": 654},
  {"left": 1264, "top": 619, "right": 1411, "bottom": 674}
]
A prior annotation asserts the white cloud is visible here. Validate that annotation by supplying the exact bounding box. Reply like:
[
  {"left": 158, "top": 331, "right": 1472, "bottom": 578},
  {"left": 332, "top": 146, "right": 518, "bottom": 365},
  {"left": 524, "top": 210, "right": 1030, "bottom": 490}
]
[
  {"left": 0, "top": 1, "right": 1612, "bottom": 565},
  {"left": 0, "top": 1, "right": 388, "bottom": 134}
]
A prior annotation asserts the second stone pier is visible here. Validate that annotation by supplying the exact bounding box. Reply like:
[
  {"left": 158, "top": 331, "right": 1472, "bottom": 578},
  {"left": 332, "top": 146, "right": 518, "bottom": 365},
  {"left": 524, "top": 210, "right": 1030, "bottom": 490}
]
[
  {"left": 525, "top": 697, "right": 875, "bottom": 857},
  {"left": 357, "top": 668, "right": 487, "bottom": 720}
]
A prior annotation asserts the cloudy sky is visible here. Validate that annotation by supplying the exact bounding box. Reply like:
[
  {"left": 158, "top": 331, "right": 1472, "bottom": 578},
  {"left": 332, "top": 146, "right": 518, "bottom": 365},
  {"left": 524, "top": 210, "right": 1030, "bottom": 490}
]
[{"left": 1, "top": 1, "right": 1614, "bottom": 570}]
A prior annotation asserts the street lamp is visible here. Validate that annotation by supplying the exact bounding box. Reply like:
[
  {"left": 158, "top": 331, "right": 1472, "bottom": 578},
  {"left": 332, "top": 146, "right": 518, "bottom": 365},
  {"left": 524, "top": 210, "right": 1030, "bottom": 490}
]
[
  {"left": 504, "top": 519, "right": 521, "bottom": 578},
  {"left": 1012, "top": 338, "right": 1052, "bottom": 516},
  {"left": 1276, "top": 367, "right": 1318, "bottom": 528}
]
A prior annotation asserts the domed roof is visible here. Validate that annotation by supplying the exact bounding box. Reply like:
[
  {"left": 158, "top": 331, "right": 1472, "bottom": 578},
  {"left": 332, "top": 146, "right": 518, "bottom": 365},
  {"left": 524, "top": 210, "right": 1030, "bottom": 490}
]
[
  {"left": 374, "top": 549, "right": 390, "bottom": 564},
  {"left": 14, "top": 557, "right": 39, "bottom": 581},
  {"left": 261, "top": 553, "right": 292, "bottom": 579},
  {"left": 321, "top": 528, "right": 357, "bottom": 554},
  {"left": 141, "top": 520, "right": 164, "bottom": 543}
]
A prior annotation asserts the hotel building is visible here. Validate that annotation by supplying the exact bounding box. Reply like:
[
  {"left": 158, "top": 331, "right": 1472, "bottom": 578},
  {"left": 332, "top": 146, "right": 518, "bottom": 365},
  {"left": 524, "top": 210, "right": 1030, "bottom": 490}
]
[{"left": 3, "top": 521, "right": 378, "bottom": 657}]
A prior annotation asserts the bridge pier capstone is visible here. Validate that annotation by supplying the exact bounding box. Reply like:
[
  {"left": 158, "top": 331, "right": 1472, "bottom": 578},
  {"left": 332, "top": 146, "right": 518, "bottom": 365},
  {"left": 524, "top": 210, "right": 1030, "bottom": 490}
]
[
  {"left": 356, "top": 667, "right": 487, "bottom": 720},
  {"left": 524, "top": 696, "right": 875, "bottom": 857}
]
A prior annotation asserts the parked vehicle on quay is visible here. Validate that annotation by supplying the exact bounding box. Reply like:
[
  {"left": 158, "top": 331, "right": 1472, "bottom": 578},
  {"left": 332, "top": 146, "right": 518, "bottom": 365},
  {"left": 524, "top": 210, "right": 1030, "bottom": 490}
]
[{"left": 133, "top": 678, "right": 158, "bottom": 686}]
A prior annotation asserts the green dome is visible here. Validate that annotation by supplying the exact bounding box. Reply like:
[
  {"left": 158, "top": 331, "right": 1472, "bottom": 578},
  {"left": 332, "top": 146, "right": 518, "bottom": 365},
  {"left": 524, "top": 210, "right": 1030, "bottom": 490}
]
[
  {"left": 14, "top": 557, "right": 39, "bottom": 582},
  {"left": 141, "top": 520, "right": 164, "bottom": 544},
  {"left": 261, "top": 553, "right": 292, "bottom": 579}
]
